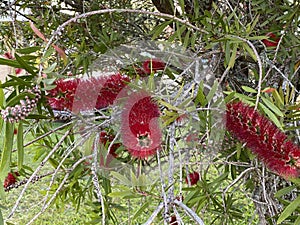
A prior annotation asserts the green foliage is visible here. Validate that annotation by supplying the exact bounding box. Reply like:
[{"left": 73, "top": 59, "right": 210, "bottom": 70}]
[{"left": 0, "top": 0, "right": 299, "bottom": 224}]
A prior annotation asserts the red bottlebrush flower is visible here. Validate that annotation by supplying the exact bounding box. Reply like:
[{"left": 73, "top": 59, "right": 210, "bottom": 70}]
[
  {"left": 47, "top": 78, "right": 79, "bottom": 110},
  {"left": 121, "top": 90, "right": 162, "bottom": 159},
  {"left": 136, "top": 59, "right": 166, "bottom": 76},
  {"left": 185, "top": 171, "right": 200, "bottom": 185},
  {"left": 3, "top": 172, "right": 19, "bottom": 188},
  {"left": 169, "top": 215, "right": 178, "bottom": 225},
  {"left": 95, "top": 74, "right": 130, "bottom": 109},
  {"left": 47, "top": 74, "right": 129, "bottom": 112},
  {"left": 262, "top": 32, "right": 280, "bottom": 47},
  {"left": 226, "top": 101, "right": 300, "bottom": 179}
]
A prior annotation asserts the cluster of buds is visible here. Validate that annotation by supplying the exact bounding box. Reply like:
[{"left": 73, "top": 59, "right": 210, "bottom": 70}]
[{"left": 1, "top": 86, "right": 41, "bottom": 123}]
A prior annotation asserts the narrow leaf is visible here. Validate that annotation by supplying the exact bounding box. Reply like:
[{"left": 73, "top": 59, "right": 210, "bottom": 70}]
[
  {"left": 261, "top": 96, "right": 284, "bottom": 117},
  {"left": 277, "top": 195, "right": 300, "bottom": 224},
  {"left": 242, "top": 42, "right": 257, "bottom": 62},
  {"left": 228, "top": 43, "right": 238, "bottom": 68},
  {"left": 0, "top": 209, "right": 3, "bottom": 225},
  {"left": 16, "top": 46, "right": 41, "bottom": 54},
  {"left": 15, "top": 54, "right": 36, "bottom": 75},
  {"left": 110, "top": 171, "right": 131, "bottom": 185},
  {"left": 259, "top": 103, "right": 283, "bottom": 130},
  {"left": 275, "top": 185, "right": 296, "bottom": 198},
  {"left": 17, "top": 122, "right": 24, "bottom": 170},
  {"left": 0, "top": 58, "right": 20, "bottom": 67},
  {"left": 132, "top": 201, "right": 150, "bottom": 220},
  {"left": 0, "top": 85, "right": 4, "bottom": 108},
  {"left": 30, "top": 21, "right": 47, "bottom": 42},
  {"left": 242, "top": 86, "right": 257, "bottom": 93},
  {"left": 0, "top": 122, "right": 14, "bottom": 179},
  {"left": 206, "top": 81, "right": 219, "bottom": 103}
]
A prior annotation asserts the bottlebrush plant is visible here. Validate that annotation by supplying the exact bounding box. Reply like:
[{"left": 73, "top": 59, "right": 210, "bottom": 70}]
[{"left": 226, "top": 101, "right": 300, "bottom": 179}]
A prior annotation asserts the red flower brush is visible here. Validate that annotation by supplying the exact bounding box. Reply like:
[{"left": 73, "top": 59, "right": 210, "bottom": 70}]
[
  {"left": 4, "top": 172, "right": 19, "bottom": 188},
  {"left": 185, "top": 171, "right": 200, "bottom": 186},
  {"left": 47, "top": 74, "right": 129, "bottom": 111},
  {"left": 135, "top": 59, "right": 166, "bottom": 76},
  {"left": 262, "top": 32, "right": 280, "bottom": 48},
  {"left": 120, "top": 90, "right": 162, "bottom": 159},
  {"left": 226, "top": 101, "right": 300, "bottom": 179},
  {"left": 47, "top": 78, "right": 79, "bottom": 111}
]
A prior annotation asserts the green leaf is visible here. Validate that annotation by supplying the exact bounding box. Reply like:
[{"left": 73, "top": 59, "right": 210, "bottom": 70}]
[
  {"left": 242, "top": 42, "right": 257, "bottom": 62},
  {"left": 43, "top": 62, "right": 57, "bottom": 74},
  {"left": 206, "top": 81, "right": 219, "bottom": 103},
  {"left": 17, "top": 122, "right": 24, "bottom": 170},
  {"left": 228, "top": 43, "right": 238, "bottom": 68},
  {"left": 246, "top": 15, "right": 260, "bottom": 34},
  {"left": 26, "top": 114, "right": 50, "bottom": 120},
  {"left": 272, "top": 89, "right": 284, "bottom": 107},
  {"left": 16, "top": 46, "right": 41, "bottom": 54},
  {"left": 195, "top": 82, "right": 207, "bottom": 106},
  {"left": 261, "top": 96, "right": 284, "bottom": 117},
  {"left": 40, "top": 47, "right": 55, "bottom": 63},
  {"left": 0, "top": 85, "right": 4, "bottom": 109},
  {"left": 108, "top": 190, "right": 133, "bottom": 198},
  {"left": 0, "top": 122, "right": 14, "bottom": 179},
  {"left": 275, "top": 185, "right": 296, "bottom": 198},
  {"left": 259, "top": 103, "right": 283, "bottom": 130},
  {"left": 248, "top": 35, "right": 269, "bottom": 40},
  {"left": 0, "top": 58, "right": 20, "bottom": 67},
  {"left": 277, "top": 195, "right": 300, "bottom": 224},
  {"left": 110, "top": 171, "right": 131, "bottom": 185},
  {"left": 7, "top": 75, "right": 32, "bottom": 86},
  {"left": 151, "top": 21, "right": 172, "bottom": 40},
  {"left": 0, "top": 209, "right": 3, "bottom": 225},
  {"left": 241, "top": 86, "right": 257, "bottom": 93},
  {"left": 183, "top": 30, "right": 191, "bottom": 49},
  {"left": 15, "top": 54, "right": 36, "bottom": 75},
  {"left": 132, "top": 201, "right": 150, "bottom": 221}
]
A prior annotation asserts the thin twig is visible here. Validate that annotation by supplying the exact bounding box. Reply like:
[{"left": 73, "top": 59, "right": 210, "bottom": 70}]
[
  {"left": 174, "top": 199, "right": 205, "bottom": 225},
  {"left": 142, "top": 202, "right": 164, "bottom": 225},
  {"left": 26, "top": 156, "right": 90, "bottom": 225},
  {"left": 91, "top": 134, "right": 106, "bottom": 225},
  {"left": 8, "top": 129, "right": 71, "bottom": 219}
]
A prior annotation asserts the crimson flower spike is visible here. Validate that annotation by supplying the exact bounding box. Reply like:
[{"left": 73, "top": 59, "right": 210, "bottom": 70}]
[
  {"left": 120, "top": 90, "right": 162, "bottom": 159},
  {"left": 47, "top": 73, "right": 129, "bottom": 111},
  {"left": 226, "top": 101, "right": 300, "bottom": 179}
]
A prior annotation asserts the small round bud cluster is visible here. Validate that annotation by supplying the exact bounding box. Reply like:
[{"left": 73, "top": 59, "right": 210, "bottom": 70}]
[{"left": 1, "top": 86, "right": 42, "bottom": 123}]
